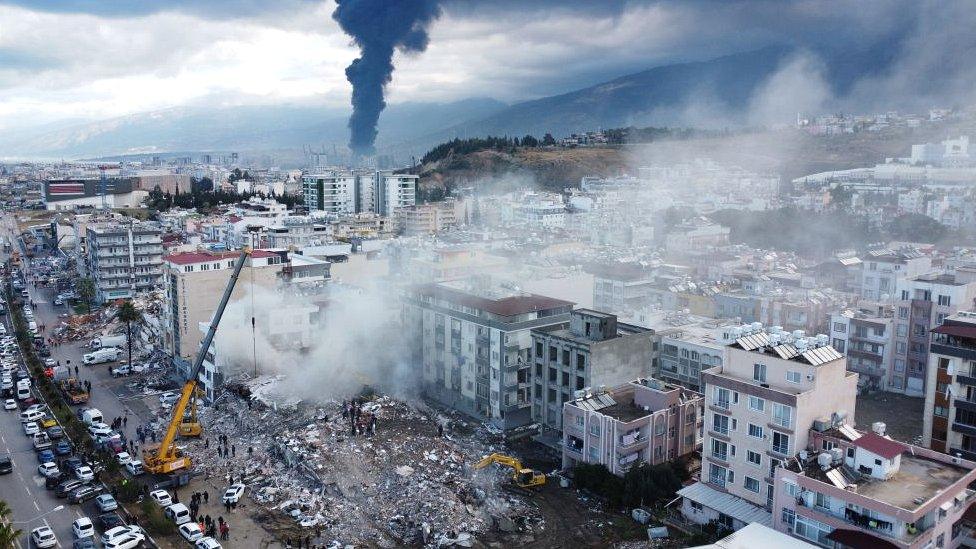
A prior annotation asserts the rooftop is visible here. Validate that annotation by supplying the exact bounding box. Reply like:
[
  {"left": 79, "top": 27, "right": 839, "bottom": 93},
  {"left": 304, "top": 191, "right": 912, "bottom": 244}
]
[
  {"left": 412, "top": 281, "right": 574, "bottom": 317},
  {"left": 729, "top": 328, "right": 843, "bottom": 366},
  {"left": 164, "top": 249, "right": 278, "bottom": 266}
]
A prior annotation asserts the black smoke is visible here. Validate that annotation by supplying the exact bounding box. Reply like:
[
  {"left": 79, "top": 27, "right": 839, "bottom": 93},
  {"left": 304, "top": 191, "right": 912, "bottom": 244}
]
[{"left": 333, "top": 0, "right": 442, "bottom": 157}]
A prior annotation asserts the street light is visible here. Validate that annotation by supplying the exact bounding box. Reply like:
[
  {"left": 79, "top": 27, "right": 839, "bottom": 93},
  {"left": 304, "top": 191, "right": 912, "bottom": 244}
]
[{"left": 10, "top": 505, "right": 65, "bottom": 524}]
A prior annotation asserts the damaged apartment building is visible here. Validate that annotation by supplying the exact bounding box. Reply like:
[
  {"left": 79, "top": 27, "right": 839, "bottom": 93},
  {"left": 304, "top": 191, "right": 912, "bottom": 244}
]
[
  {"left": 562, "top": 378, "right": 703, "bottom": 475},
  {"left": 401, "top": 278, "right": 573, "bottom": 430},
  {"left": 529, "top": 309, "right": 654, "bottom": 433}
]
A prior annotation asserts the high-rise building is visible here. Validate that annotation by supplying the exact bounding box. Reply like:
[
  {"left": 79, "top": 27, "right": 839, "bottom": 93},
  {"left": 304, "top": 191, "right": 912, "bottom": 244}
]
[
  {"left": 301, "top": 169, "right": 416, "bottom": 217},
  {"left": 401, "top": 278, "right": 573, "bottom": 431},
  {"left": 85, "top": 221, "right": 163, "bottom": 302},
  {"left": 923, "top": 311, "right": 976, "bottom": 458}
]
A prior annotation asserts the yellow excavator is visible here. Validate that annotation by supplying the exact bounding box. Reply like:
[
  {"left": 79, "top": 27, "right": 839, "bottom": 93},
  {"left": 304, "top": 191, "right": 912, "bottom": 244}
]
[
  {"left": 473, "top": 452, "right": 547, "bottom": 488},
  {"left": 143, "top": 247, "right": 251, "bottom": 474}
]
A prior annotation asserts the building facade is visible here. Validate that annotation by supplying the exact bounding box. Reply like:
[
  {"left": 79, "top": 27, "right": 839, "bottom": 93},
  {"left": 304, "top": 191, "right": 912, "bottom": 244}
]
[
  {"left": 85, "top": 222, "right": 163, "bottom": 302},
  {"left": 680, "top": 325, "right": 858, "bottom": 527},
  {"left": 401, "top": 279, "right": 573, "bottom": 431},
  {"left": 530, "top": 309, "right": 654, "bottom": 431},
  {"left": 301, "top": 170, "right": 417, "bottom": 217},
  {"left": 923, "top": 312, "right": 976, "bottom": 459},
  {"left": 562, "top": 378, "right": 703, "bottom": 475},
  {"left": 830, "top": 304, "right": 896, "bottom": 392}
]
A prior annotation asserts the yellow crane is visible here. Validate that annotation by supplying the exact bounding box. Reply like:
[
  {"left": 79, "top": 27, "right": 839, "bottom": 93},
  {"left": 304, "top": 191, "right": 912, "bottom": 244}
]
[
  {"left": 142, "top": 247, "right": 251, "bottom": 474},
  {"left": 473, "top": 452, "right": 546, "bottom": 488}
]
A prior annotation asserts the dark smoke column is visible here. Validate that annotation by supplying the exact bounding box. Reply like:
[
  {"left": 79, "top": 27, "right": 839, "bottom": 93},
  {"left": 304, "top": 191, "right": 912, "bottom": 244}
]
[{"left": 333, "top": 0, "right": 442, "bottom": 158}]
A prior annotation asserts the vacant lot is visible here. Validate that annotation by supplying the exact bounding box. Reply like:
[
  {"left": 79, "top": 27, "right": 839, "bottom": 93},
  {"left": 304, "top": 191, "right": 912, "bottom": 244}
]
[{"left": 855, "top": 392, "right": 925, "bottom": 444}]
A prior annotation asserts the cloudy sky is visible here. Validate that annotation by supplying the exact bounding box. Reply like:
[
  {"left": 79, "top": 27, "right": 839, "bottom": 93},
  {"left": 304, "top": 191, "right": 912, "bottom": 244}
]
[{"left": 0, "top": 0, "right": 969, "bottom": 131}]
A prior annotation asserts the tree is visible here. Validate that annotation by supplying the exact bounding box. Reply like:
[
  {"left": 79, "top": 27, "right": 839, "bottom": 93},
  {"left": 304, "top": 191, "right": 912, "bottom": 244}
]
[
  {"left": 521, "top": 134, "right": 539, "bottom": 147},
  {"left": 116, "top": 301, "right": 142, "bottom": 369},
  {"left": 77, "top": 278, "right": 96, "bottom": 312},
  {"left": 0, "top": 500, "right": 23, "bottom": 547},
  {"left": 541, "top": 133, "right": 556, "bottom": 146}
]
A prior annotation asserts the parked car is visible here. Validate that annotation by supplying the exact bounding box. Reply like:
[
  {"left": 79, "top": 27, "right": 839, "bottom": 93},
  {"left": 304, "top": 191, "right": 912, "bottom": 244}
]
[
  {"left": 30, "top": 526, "right": 58, "bottom": 548},
  {"left": 36, "top": 449, "right": 55, "bottom": 464},
  {"left": 54, "top": 440, "right": 72, "bottom": 456},
  {"left": 115, "top": 452, "right": 131, "bottom": 465},
  {"left": 222, "top": 483, "right": 246, "bottom": 504},
  {"left": 103, "top": 534, "right": 145, "bottom": 549},
  {"left": 164, "top": 503, "right": 190, "bottom": 524},
  {"left": 74, "top": 465, "right": 94, "bottom": 482},
  {"left": 3, "top": 398, "right": 14, "bottom": 410},
  {"left": 0, "top": 454, "right": 12, "bottom": 475},
  {"left": 72, "top": 539, "right": 96, "bottom": 549},
  {"left": 68, "top": 485, "right": 103, "bottom": 504},
  {"left": 101, "top": 525, "right": 136, "bottom": 545},
  {"left": 72, "top": 517, "right": 95, "bottom": 539},
  {"left": 159, "top": 391, "right": 179, "bottom": 405},
  {"left": 149, "top": 489, "right": 172, "bottom": 507},
  {"left": 178, "top": 522, "right": 204, "bottom": 543},
  {"left": 95, "top": 494, "right": 118, "bottom": 512},
  {"left": 22, "top": 421, "right": 38, "bottom": 435},
  {"left": 47, "top": 425, "right": 64, "bottom": 439},
  {"left": 56, "top": 479, "right": 86, "bottom": 498},
  {"left": 110, "top": 364, "right": 131, "bottom": 377},
  {"left": 125, "top": 460, "right": 144, "bottom": 476},
  {"left": 64, "top": 456, "right": 84, "bottom": 471},
  {"left": 37, "top": 462, "right": 60, "bottom": 478},
  {"left": 98, "top": 513, "right": 124, "bottom": 530},
  {"left": 195, "top": 537, "right": 222, "bottom": 549}
]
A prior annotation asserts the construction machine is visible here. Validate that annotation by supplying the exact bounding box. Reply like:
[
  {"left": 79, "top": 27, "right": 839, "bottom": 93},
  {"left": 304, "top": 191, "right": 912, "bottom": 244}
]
[
  {"left": 473, "top": 452, "right": 546, "bottom": 489},
  {"left": 142, "top": 247, "right": 251, "bottom": 475}
]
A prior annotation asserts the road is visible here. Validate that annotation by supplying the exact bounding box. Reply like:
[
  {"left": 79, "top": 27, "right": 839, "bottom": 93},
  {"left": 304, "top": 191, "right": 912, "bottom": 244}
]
[{"left": 0, "top": 213, "right": 156, "bottom": 548}]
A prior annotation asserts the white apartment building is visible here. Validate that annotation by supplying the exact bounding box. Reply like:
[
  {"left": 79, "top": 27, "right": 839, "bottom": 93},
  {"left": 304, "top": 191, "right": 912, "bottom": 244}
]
[
  {"left": 830, "top": 304, "right": 896, "bottom": 392},
  {"left": 85, "top": 221, "right": 164, "bottom": 302},
  {"left": 680, "top": 325, "right": 857, "bottom": 529},
  {"left": 858, "top": 248, "right": 931, "bottom": 301},
  {"left": 401, "top": 278, "right": 573, "bottom": 431},
  {"left": 301, "top": 170, "right": 417, "bottom": 217}
]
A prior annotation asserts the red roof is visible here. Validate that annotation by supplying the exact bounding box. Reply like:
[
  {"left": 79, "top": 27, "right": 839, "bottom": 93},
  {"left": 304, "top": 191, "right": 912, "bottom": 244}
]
[
  {"left": 165, "top": 249, "right": 278, "bottom": 266},
  {"left": 932, "top": 323, "right": 976, "bottom": 339},
  {"left": 852, "top": 432, "right": 906, "bottom": 460}
]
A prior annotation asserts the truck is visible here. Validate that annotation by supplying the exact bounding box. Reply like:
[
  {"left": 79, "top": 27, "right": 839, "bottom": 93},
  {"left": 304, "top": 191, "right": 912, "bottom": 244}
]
[
  {"left": 83, "top": 347, "right": 122, "bottom": 365},
  {"left": 58, "top": 378, "right": 89, "bottom": 405},
  {"left": 90, "top": 335, "right": 127, "bottom": 350}
]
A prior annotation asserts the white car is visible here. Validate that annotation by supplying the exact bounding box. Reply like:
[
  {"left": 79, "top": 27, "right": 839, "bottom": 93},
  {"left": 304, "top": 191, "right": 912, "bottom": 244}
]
[
  {"left": 222, "top": 483, "right": 245, "bottom": 504},
  {"left": 115, "top": 452, "right": 132, "bottom": 465},
  {"left": 87, "top": 423, "right": 112, "bottom": 438},
  {"left": 30, "top": 526, "right": 57, "bottom": 548},
  {"left": 74, "top": 465, "right": 95, "bottom": 482},
  {"left": 125, "top": 460, "right": 144, "bottom": 476},
  {"left": 23, "top": 421, "right": 39, "bottom": 435},
  {"left": 103, "top": 533, "right": 146, "bottom": 549},
  {"left": 37, "top": 462, "right": 60, "bottom": 478},
  {"left": 196, "top": 537, "right": 223, "bottom": 549},
  {"left": 72, "top": 517, "right": 95, "bottom": 539},
  {"left": 3, "top": 398, "right": 15, "bottom": 410},
  {"left": 101, "top": 525, "right": 139, "bottom": 545},
  {"left": 159, "top": 391, "right": 180, "bottom": 406},
  {"left": 178, "top": 522, "right": 204, "bottom": 543},
  {"left": 149, "top": 489, "right": 173, "bottom": 507},
  {"left": 95, "top": 494, "right": 118, "bottom": 512}
]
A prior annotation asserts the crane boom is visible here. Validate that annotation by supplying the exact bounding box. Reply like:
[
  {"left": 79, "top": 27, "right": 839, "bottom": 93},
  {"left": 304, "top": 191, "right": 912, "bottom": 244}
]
[{"left": 143, "top": 247, "right": 252, "bottom": 474}]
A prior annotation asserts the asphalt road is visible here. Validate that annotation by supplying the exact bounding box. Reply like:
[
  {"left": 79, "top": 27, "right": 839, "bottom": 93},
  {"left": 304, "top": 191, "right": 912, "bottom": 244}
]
[{"left": 0, "top": 214, "right": 157, "bottom": 548}]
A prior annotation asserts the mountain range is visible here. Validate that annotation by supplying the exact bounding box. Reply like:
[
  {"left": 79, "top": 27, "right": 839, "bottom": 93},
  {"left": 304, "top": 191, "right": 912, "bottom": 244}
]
[{"left": 0, "top": 45, "right": 879, "bottom": 162}]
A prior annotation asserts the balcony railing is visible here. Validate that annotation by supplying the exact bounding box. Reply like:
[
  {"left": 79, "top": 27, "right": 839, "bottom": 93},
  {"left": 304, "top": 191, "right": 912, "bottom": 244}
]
[
  {"left": 771, "top": 444, "right": 789, "bottom": 456},
  {"left": 714, "top": 400, "right": 730, "bottom": 410}
]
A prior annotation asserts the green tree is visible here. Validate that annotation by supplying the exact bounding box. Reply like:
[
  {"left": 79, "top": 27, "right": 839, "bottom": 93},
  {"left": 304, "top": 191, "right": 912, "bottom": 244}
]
[
  {"left": 116, "top": 301, "right": 142, "bottom": 369},
  {"left": 77, "top": 278, "right": 96, "bottom": 312},
  {"left": 0, "top": 500, "right": 23, "bottom": 548},
  {"left": 541, "top": 133, "right": 556, "bottom": 146}
]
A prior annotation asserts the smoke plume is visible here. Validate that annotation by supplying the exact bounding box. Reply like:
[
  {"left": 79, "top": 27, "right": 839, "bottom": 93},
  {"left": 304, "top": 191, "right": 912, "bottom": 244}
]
[{"left": 333, "top": 0, "right": 442, "bottom": 157}]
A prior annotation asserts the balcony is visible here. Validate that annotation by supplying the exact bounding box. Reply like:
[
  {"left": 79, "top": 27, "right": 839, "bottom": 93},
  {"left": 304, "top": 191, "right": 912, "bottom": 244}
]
[
  {"left": 710, "top": 451, "right": 729, "bottom": 464},
  {"left": 618, "top": 434, "right": 647, "bottom": 450},
  {"left": 952, "top": 422, "right": 976, "bottom": 437},
  {"left": 714, "top": 400, "right": 730, "bottom": 411}
]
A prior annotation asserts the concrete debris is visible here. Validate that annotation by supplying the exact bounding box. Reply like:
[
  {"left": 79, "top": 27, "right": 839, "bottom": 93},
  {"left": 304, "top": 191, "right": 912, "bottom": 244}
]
[{"left": 175, "top": 386, "right": 547, "bottom": 547}]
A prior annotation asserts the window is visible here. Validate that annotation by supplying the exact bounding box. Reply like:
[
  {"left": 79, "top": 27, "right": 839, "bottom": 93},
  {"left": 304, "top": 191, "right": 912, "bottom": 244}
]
[
  {"left": 771, "top": 403, "right": 793, "bottom": 428},
  {"left": 772, "top": 432, "right": 790, "bottom": 455},
  {"left": 754, "top": 363, "right": 767, "bottom": 383},
  {"left": 795, "top": 516, "right": 831, "bottom": 545},
  {"left": 898, "top": 306, "right": 909, "bottom": 319},
  {"left": 744, "top": 476, "right": 761, "bottom": 493},
  {"left": 781, "top": 508, "right": 795, "bottom": 527},
  {"left": 833, "top": 321, "right": 846, "bottom": 333},
  {"left": 939, "top": 295, "right": 951, "bottom": 307},
  {"left": 748, "top": 424, "right": 764, "bottom": 439},
  {"left": 714, "top": 387, "right": 731, "bottom": 409},
  {"left": 746, "top": 450, "right": 762, "bottom": 466},
  {"left": 897, "top": 324, "right": 908, "bottom": 337},
  {"left": 575, "top": 416, "right": 584, "bottom": 427},
  {"left": 832, "top": 339, "right": 845, "bottom": 353},
  {"left": 814, "top": 492, "right": 831, "bottom": 511},
  {"left": 786, "top": 370, "right": 801, "bottom": 383},
  {"left": 901, "top": 290, "right": 910, "bottom": 300},
  {"left": 709, "top": 464, "right": 727, "bottom": 488},
  {"left": 690, "top": 500, "right": 703, "bottom": 512},
  {"left": 590, "top": 423, "right": 600, "bottom": 436},
  {"left": 934, "top": 406, "right": 948, "bottom": 417},
  {"left": 783, "top": 479, "right": 798, "bottom": 497},
  {"left": 711, "top": 439, "right": 729, "bottom": 461},
  {"left": 712, "top": 414, "right": 730, "bottom": 435},
  {"left": 748, "top": 396, "right": 765, "bottom": 412}
]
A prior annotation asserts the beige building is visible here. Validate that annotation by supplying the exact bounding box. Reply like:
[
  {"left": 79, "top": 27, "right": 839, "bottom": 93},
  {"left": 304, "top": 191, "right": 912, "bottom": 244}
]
[
  {"left": 398, "top": 200, "right": 459, "bottom": 235},
  {"left": 680, "top": 326, "right": 857, "bottom": 528},
  {"left": 562, "top": 378, "right": 703, "bottom": 475},
  {"left": 162, "top": 249, "right": 287, "bottom": 363}
]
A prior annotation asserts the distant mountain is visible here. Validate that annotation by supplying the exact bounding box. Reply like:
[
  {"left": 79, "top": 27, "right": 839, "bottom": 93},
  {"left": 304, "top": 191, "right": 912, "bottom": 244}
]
[
  {"left": 0, "top": 98, "right": 507, "bottom": 160},
  {"left": 420, "top": 46, "right": 795, "bottom": 141}
]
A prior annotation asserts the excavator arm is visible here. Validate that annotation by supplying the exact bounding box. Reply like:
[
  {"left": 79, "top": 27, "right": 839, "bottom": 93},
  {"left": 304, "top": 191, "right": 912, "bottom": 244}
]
[
  {"left": 143, "top": 247, "right": 252, "bottom": 474},
  {"left": 473, "top": 453, "right": 547, "bottom": 488}
]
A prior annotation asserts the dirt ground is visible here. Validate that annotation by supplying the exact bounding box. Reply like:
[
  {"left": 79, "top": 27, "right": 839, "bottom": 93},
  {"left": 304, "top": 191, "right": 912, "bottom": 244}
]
[{"left": 854, "top": 392, "right": 925, "bottom": 444}]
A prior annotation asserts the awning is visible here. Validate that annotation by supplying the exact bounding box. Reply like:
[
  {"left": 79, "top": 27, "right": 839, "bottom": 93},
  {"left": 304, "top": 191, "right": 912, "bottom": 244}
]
[
  {"left": 825, "top": 528, "right": 899, "bottom": 549},
  {"left": 677, "top": 482, "right": 772, "bottom": 527}
]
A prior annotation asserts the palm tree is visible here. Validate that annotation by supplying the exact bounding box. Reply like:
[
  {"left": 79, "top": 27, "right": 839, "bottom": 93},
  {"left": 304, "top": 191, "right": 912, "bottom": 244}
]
[
  {"left": 0, "top": 500, "right": 23, "bottom": 548},
  {"left": 116, "top": 301, "right": 143, "bottom": 369}
]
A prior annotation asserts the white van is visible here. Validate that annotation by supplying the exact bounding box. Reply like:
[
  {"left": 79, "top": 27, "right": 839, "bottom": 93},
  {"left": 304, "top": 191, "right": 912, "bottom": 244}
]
[
  {"left": 20, "top": 409, "right": 44, "bottom": 423},
  {"left": 80, "top": 408, "right": 103, "bottom": 426},
  {"left": 16, "top": 384, "right": 30, "bottom": 400},
  {"left": 164, "top": 503, "right": 191, "bottom": 525}
]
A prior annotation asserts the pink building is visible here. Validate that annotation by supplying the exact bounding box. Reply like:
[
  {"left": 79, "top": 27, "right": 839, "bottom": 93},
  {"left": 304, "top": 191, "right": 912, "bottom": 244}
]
[
  {"left": 773, "top": 425, "right": 976, "bottom": 548},
  {"left": 562, "top": 378, "right": 703, "bottom": 475}
]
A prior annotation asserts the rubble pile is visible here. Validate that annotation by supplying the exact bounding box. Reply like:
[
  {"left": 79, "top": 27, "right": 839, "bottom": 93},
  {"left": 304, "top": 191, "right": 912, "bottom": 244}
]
[{"left": 182, "top": 390, "right": 546, "bottom": 547}]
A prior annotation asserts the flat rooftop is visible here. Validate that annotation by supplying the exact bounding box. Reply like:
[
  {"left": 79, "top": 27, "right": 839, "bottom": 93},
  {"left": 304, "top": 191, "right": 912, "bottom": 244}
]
[{"left": 797, "top": 453, "right": 969, "bottom": 512}]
